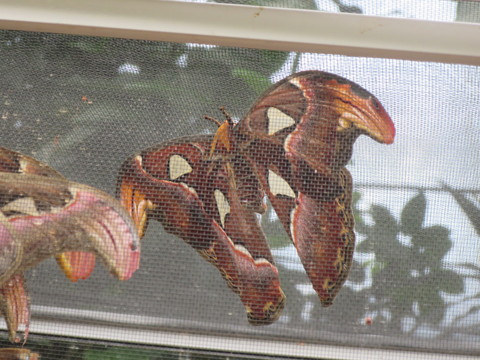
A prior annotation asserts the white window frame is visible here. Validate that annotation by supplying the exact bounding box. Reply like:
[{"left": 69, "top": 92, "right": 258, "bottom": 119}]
[{"left": 0, "top": 0, "right": 479, "bottom": 65}]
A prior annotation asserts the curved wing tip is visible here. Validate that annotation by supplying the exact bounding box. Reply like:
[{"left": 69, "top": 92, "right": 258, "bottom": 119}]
[
  {"left": 247, "top": 310, "right": 283, "bottom": 325},
  {"left": 115, "top": 249, "right": 140, "bottom": 281},
  {"left": 320, "top": 299, "right": 334, "bottom": 307},
  {"left": 11, "top": 326, "right": 29, "bottom": 344},
  {"left": 246, "top": 293, "right": 286, "bottom": 325},
  {"left": 383, "top": 122, "right": 396, "bottom": 144}
]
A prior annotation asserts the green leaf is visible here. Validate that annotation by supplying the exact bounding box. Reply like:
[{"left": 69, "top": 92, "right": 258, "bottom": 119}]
[
  {"left": 362, "top": 205, "right": 403, "bottom": 261},
  {"left": 459, "top": 263, "right": 480, "bottom": 272},
  {"left": 370, "top": 205, "right": 398, "bottom": 231},
  {"left": 390, "top": 283, "right": 415, "bottom": 308},
  {"left": 257, "top": 49, "right": 290, "bottom": 73},
  {"left": 347, "top": 259, "right": 366, "bottom": 282},
  {"left": 418, "top": 291, "right": 445, "bottom": 323},
  {"left": 461, "top": 304, "right": 480, "bottom": 318},
  {"left": 443, "top": 184, "right": 480, "bottom": 237},
  {"left": 232, "top": 68, "right": 272, "bottom": 94},
  {"left": 400, "top": 192, "right": 426, "bottom": 236},
  {"left": 208, "top": 47, "right": 287, "bottom": 78},
  {"left": 268, "top": 235, "right": 291, "bottom": 248},
  {"left": 355, "top": 238, "right": 371, "bottom": 253},
  {"left": 411, "top": 225, "right": 451, "bottom": 261},
  {"left": 352, "top": 191, "right": 367, "bottom": 234},
  {"left": 69, "top": 37, "right": 111, "bottom": 53},
  {"left": 370, "top": 260, "right": 385, "bottom": 276},
  {"left": 435, "top": 269, "right": 464, "bottom": 294}
]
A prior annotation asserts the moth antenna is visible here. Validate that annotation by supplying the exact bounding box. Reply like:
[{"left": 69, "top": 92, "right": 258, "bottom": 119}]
[
  {"left": 204, "top": 115, "right": 222, "bottom": 128},
  {"left": 219, "top": 106, "right": 234, "bottom": 126}
]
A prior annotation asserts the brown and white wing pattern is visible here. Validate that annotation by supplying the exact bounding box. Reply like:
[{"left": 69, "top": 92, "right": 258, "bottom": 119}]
[
  {"left": 117, "top": 136, "right": 285, "bottom": 324},
  {"left": 0, "top": 150, "right": 140, "bottom": 343}
]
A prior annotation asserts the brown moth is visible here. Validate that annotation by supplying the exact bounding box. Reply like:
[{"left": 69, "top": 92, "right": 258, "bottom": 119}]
[
  {"left": 118, "top": 70, "right": 395, "bottom": 322},
  {"left": 0, "top": 148, "right": 140, "bottom": 342}
]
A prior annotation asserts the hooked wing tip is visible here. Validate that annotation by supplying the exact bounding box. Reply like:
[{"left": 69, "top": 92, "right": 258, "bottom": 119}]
[
  {"left": 360, "top": 106, "right": 395, "bottom": 145},
  {"left": 116, "top": 248, "right": 140, "bottom": 281},
  {"left": 371, "top": 97, "right": 396, "bottom": 145},
  {"left": 364, "top": 100, "right": 395, "bottom": 145},
  {"left": 246, "top": 293, "right": 286, "bottom": 325},
  {"left": 320, "top": 297, "right": 334, "bottom": 307},
  {"left": 380, "top": 118, "right": 395, "bottom": 145},
  {"left": 91, "top": 199, "right": 141, "bottom": 281},
  {"left": 61, "top": 187, "right": 141, "bottom": 281}
]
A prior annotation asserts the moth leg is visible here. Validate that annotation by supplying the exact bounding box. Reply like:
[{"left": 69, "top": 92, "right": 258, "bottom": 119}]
[
  {"left": 119, "top": 179, "right": 153, "bottom": 238},
  {"left": 0, "top": 274, "right": 30, "bottom": 343}
]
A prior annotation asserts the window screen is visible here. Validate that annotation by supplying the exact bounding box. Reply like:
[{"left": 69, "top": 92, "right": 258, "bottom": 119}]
[
  {"left": 0, "top": 22, "right": 479, "bottom": 360},
  {"left": 185, "top": 0, "right": 478, "bottom": 23}
]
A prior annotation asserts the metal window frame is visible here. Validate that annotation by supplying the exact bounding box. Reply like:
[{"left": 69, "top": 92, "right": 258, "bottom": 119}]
[
  {"left": 27, "top": 305, "right": 479, "bottom": 360},
  {"left": 0, "top": 0, "right": 479, "bottom": 65},
  {"left": 0, "top": 1, "right": 479, "bottom": 359}
]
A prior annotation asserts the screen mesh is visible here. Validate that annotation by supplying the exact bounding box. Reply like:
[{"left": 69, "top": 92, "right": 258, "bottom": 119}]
[
  {"left": 185, "top": 0, "right": 479, "bottom": 23},
  {"left": 0, "top": 30, "right": 479, "bottom": 359}
]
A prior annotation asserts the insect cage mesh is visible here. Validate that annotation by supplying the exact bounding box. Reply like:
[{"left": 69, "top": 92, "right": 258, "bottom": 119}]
[{"left": 0, "top": 24, "right": 479, "bottom": 360}]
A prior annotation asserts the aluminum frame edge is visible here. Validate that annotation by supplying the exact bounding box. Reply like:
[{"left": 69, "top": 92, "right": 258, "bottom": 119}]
[{"left": 0, "top": 0, "right": 479, "bottom": 65}]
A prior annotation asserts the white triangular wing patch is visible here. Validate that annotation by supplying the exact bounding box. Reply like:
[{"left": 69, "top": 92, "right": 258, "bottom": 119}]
[
  {"left": 267, "top": 107, "right": 295, "bottom": 135},
  {"left": 169, "top": 155, "right": 193, "bottom": 180},
  {"left": 268, "top": 170, "right": 296, "bottom": 198},
  {"left": 214, "top": 189, "right": 230, "bottom": 228},
  {"left": 2, "top": 197, "right": 40, "bottom": 216}
]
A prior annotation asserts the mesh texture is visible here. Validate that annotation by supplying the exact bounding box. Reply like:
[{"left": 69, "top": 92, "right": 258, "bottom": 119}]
[{"left": 0, "top": 29, "right": 479, "bottom": 359}]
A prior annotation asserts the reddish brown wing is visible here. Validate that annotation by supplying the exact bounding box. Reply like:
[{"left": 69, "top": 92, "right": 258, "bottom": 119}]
[
  {"left": 117, "top": 135, "right": 285, "bottom": 324},
  {"left": 289, "top": 169, "right": 355, "bottom": 305},
  {"left": 235, "top": 71, "right": 394, "bottom": 174},
  {"left": 0, "top": 347, "right": 40, "bottom": 360},
  {"left": 244, "top": 154, "right": 355, "bottom": 305},
  {"left": 0, "top": 174, "right": 140, "bottom": 280},
  {"left": 0, "top": 147, "right": 64, "bottom": 178},
  {"left": 228, "top": 70, "right": 395, "bottom": 305},
  {"left": 0, "top": 147, "right": 98, "bottom": 282},
  {"left": 0, "top": 171, "right": 140, "bottom": 342}
]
